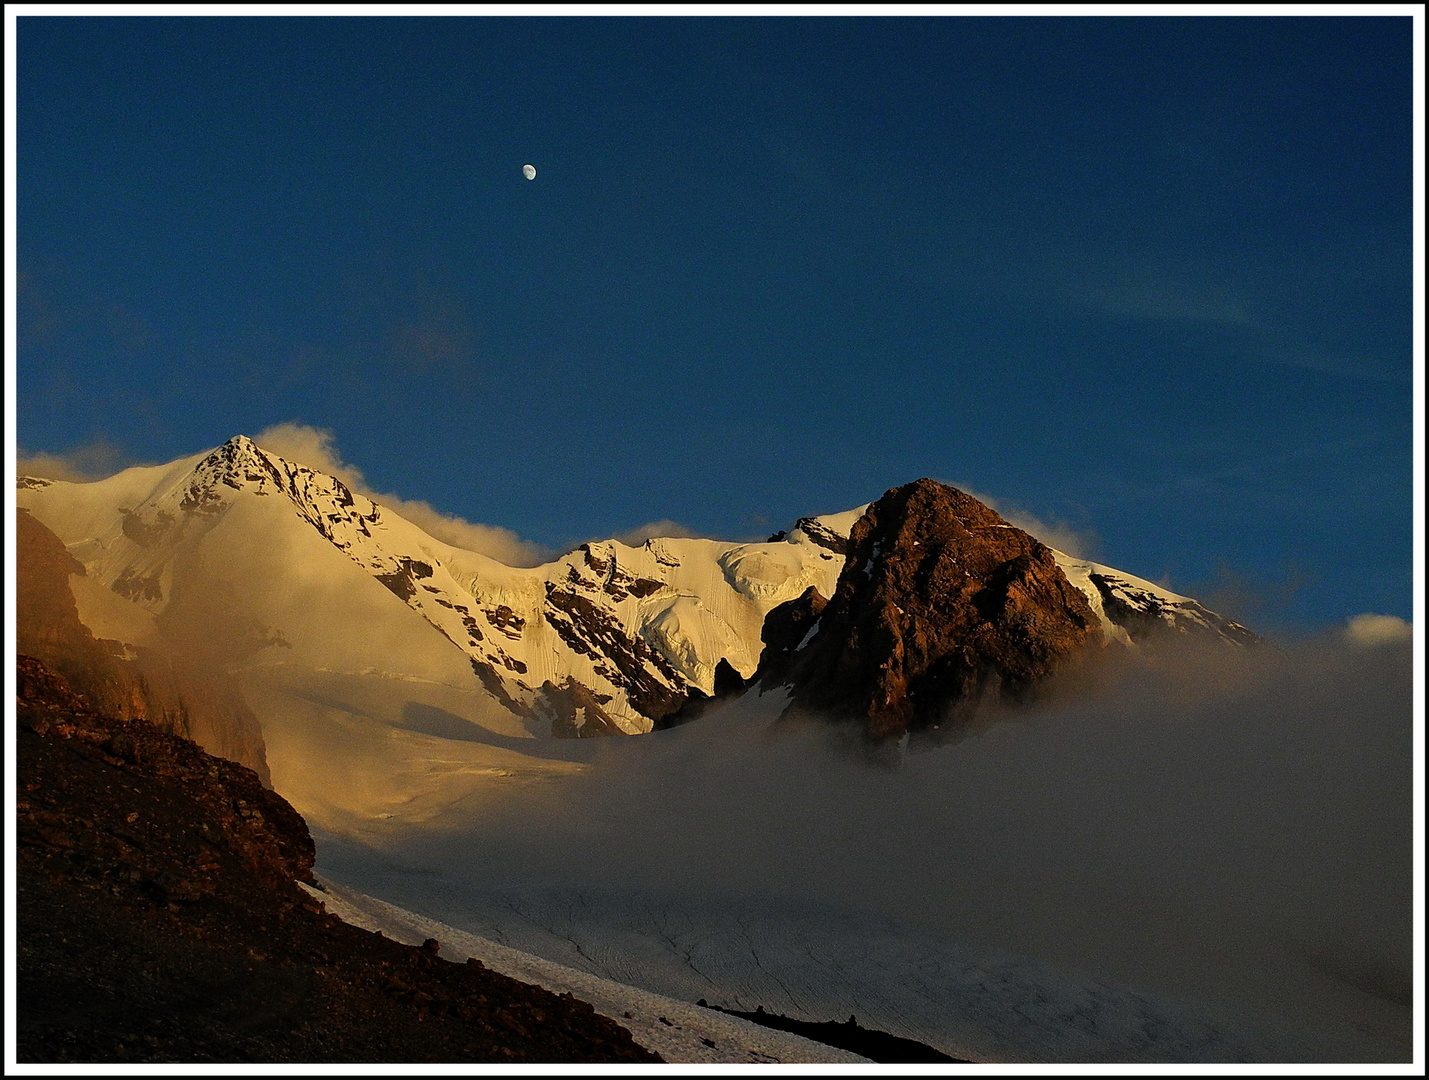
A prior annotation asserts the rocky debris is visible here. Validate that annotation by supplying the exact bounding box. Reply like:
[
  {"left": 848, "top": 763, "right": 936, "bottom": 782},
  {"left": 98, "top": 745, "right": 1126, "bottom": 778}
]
[
  {"left": 111, "top": 565, "right": 165, "bottom": 604},
  {"left": 484, "top": 604, "right": 526, "bottom": 638},
  {"left": 17, "top": 508, "right": 271, "bottom": 784},
  {"left": 468, "top": 658, "right": 536, "bottom": 719},
  {"left": 580, "top": 543, "right": 666, "bottom": 602},
  {"left": 15, "top": 656, "right": 661, "bottom": 1065},
  {"left": 792, "top": 516, "right": 851, "bottom": 556},
  {"left": 776, "top": 479, "right": 1103, "bottom": 740},
  {"left": 373, "top": 558, "right": 434, "bottom": 602},
  {"left": 543, "top": 584, "right": 687, "bottom": 722}
]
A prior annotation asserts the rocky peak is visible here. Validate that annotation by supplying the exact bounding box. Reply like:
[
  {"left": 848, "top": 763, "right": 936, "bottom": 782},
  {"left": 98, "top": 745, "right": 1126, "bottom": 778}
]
[{"left": 776, "top": 479, "right": 1103, "bottom": 740}]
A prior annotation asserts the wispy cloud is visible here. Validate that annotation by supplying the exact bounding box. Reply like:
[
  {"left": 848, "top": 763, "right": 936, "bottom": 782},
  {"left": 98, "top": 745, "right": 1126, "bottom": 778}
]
[
  {"left": 385, "top": 286, "right": 481, "bottom": 375},
  {"left": 950, "top": 483, "right": 1100, "bottom": 560},
  {"left": 1070, "top": 276, "right": 1256, "bottom": 327},
  {"left": 1254, "top": 346, "right": 1410, "bottom": 384},
  {"left": 1042, "top": 256, "right": 1409, "bottom": 384},
  {"left": 16, "top": 436, "right": 143, "bottom": 482},
  {"left": 253, "top": 422, "right": 551, "bottom": 567}
]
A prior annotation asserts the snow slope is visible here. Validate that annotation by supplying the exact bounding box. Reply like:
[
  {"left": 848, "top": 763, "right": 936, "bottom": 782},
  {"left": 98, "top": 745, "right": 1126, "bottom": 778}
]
[
  {"left": 17, "top": 436, "right": 857, "bottom": 737},
  {"left": 301, "top": 878, "right": 869, "bottom": 1065},
  {"left": 1052, "top": 552, "right": 1258, "bottom": 647}
]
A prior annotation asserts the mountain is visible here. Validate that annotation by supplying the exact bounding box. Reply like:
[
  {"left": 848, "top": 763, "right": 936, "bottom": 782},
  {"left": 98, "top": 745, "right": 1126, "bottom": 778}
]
[
  {"left": 771, "top": 479, "right": 1105, "bottom": 739},
  {"left": 18, "top": 436, "right": 867, "bottom": 737},
  {"left": 17, "top": 436, "right": 1255, "bottom": 825}
]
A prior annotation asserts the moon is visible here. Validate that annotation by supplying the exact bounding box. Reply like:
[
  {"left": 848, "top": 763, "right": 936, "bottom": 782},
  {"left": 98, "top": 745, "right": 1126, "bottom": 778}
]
[{"left": 522, "top": 164, "right": 536, "bottom": 180}]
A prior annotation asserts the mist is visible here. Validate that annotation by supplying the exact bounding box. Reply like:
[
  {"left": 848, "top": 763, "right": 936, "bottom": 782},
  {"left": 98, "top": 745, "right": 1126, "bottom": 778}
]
[{"left": 318, "top": 634, "right": 1413, "bottom": 1055}]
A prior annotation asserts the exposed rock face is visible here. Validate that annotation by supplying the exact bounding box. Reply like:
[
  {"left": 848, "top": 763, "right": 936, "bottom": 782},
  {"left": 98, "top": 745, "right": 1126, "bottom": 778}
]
[
  {"left": 776, "top": 480, "right": 1103, "bottom": 740},
  {"left": 537, "top": 677, "right": 628, "bottom": 738},
  {"left": 756, "top": 586, "right": 829, "bottom": 688},
  {"left": 17, "top": 509, "right": 271, "bottom": 784}
]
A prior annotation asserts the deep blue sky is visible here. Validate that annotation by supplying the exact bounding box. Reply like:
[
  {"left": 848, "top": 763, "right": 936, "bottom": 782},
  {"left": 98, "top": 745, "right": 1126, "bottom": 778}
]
[{"left": 15, "top": 15, "right": 1415, "bottom": 632}]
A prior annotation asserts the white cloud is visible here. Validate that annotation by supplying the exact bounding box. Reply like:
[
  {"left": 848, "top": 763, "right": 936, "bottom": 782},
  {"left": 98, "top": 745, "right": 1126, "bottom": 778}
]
[
  {"left": 253, "top": 422, "right": 552, "bottom": 568},
  {"left": 609, "top": 519, "right": 708, "bottom": 548},
  {"left": 1343, "top": 613, "right": 1412, "bottom": 647}
]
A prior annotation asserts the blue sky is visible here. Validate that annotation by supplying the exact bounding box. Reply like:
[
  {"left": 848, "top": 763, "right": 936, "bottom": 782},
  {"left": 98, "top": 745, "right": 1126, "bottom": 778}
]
[{"left": 14, "top": 14, "right": 1416, "bottom": 633}]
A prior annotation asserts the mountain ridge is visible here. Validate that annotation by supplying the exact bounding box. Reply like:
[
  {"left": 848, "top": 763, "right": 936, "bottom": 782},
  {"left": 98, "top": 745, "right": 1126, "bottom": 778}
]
[{"left": 18, "top": 436, "right": 1256, "bottom": 749}]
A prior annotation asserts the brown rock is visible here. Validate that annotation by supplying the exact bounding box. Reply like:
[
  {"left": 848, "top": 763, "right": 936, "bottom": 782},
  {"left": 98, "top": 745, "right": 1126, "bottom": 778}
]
[
  {"left": 779, "top": 479, "right": 1102, "bottom": 739},
  {"left": 756, "top": 586, "right": 829, "bottom": 688},
  {"left": 539, "top": 678, "right": 628, "bottom": 738}
]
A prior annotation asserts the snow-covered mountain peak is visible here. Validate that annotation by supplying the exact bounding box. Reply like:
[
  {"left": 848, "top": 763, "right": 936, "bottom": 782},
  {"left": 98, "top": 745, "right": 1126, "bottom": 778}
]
[
  {"left": 18, "top": 437, "right": 858, "bottom": 736},
  {"left": 18, "top": 441, "right": 1257, "bottom": 744}
]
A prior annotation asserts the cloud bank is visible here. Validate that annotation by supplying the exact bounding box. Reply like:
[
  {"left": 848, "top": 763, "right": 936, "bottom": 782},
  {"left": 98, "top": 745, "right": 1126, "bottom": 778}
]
[{"left": 346, "top": 636, "right": 1411, "bottom": 1057}]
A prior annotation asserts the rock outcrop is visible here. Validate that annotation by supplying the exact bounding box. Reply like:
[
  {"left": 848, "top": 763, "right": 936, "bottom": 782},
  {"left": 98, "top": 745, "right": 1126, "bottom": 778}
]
[
  {"left": 537, "top": 677, "right": 629, "bottom": 738},
  {"left": 773, "top": 480, "right": 1103, "bottom": 739},
  {"left": 17, "top": 508, "right": 272, "bottom": 784},
  {"left": 755, "top": 586, "right": 829, "bottom": 689}
]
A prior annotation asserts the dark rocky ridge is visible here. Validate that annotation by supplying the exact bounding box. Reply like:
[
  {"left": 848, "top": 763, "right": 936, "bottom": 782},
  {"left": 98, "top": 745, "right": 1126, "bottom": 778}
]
[
  {"left": 773, "top": 479, "right": 1103, "bottom": 740},
  {"left": 756, "top": 585, "right": 830, "bottom": 689},
  {"left": 696, "top": 1000, "right": 966, "bottom": 1064},
  {"left": 15, "top": 655, "right": 661, "bottom": 1064},
  {"left": 17, "top": 508, "right": 271, "bottom": 784}
]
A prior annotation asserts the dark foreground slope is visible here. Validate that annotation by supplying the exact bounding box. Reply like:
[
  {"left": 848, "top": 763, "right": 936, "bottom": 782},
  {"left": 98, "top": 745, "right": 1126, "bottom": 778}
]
[{"left": 16, "top": 656, "right": 660, "bottom": 1065}]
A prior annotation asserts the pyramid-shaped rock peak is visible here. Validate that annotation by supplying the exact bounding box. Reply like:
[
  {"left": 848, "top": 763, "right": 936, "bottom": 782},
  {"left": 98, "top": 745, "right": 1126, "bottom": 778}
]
[{"left": 779, "top": 478, "right": 1103, "bottom": 739}]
